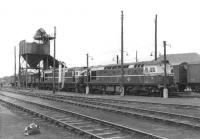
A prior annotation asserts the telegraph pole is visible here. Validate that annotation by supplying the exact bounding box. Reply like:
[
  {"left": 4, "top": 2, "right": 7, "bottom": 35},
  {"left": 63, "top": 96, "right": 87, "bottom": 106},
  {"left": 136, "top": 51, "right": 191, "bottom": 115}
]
[
  {"left": 86, "top": 53, "right": 89, "bottom": 94},
  {"left": 14, "top": 46, "right": 16, "bottom": 88},
  {"left": 18, "top": 47, "right": 21, "bottom": 89},
  {"left": 53, "top": 26, "right": 56, "bottom": 94},
  {"left": 86, "top": 53, "right": 89, "bottom": 68},
  {"left": 136, "top": 50, "right": 138, "bottom": 62},
  {"left": 163, "top": 41, "right": 168, "bottom": 98},
  {"left": 25, "top": 54, "right": 28, "bottom": 88},
  {"left": 116, "top": 55, "right": 119, "bottom": 64},
  {"left": 155, "top": 14, "right": 157, "bottom": 61},
  {"left": 120, "top": 10, "right": 125, "bottom": 96}
]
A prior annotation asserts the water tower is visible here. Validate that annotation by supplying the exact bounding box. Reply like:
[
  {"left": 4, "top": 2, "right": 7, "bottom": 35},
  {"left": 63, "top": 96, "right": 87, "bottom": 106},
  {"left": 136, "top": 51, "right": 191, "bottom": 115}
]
[{"left": 18, "top": 28, "right": 58, "bottom": 88}]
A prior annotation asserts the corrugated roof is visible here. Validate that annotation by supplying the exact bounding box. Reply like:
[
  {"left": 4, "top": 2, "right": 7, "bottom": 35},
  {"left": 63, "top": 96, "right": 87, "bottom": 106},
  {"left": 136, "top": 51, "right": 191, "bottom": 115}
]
[{"left": 156, "top": 53, "right": 200, "bottom": 65}]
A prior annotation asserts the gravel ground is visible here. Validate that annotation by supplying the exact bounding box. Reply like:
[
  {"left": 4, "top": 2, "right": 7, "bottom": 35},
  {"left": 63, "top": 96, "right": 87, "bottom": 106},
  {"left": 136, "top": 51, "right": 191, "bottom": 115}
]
[
  {"left": 29, "top": 89, "right": 200, "bottom": 117},
  {"left": 0, "top": 104, "right": 82, "bottom": 139},
  {"left": 28, "top": 89, "right": 200, "bottom": 106},
  {"left": 5, "top": 88, "right": 200, "bottom": 106},
  {"left": 2, "top": 91, "right": 200, "bottom": 139}
]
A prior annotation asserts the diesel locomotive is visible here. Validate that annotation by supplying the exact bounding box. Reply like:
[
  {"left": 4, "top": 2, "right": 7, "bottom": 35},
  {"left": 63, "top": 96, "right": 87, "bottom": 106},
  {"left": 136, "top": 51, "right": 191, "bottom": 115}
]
[
  {"left": 20, "top": 59, "right": 200, "bottom": 95},
  {"left": 23, "top": 60, "right": 176, "bottom": 96}
]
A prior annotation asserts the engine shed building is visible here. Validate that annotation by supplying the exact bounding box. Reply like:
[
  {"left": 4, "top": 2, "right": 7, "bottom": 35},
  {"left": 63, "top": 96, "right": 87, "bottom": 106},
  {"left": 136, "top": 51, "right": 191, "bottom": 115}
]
[{"left": 156, "top": 53, "right": 200, "bottom": 65}]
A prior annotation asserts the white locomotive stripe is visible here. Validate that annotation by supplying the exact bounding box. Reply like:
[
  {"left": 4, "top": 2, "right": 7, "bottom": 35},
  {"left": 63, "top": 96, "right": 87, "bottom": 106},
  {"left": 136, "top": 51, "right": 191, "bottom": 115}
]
[
  {"left": 45, "top": 77, "right": 74, "bottom": 79},
  {"left": 44, "top": 77, "right": 59, "bottom": 78},
  {"left": 64, "top": 77, "right": 73, "bottom": 78},
  {"left": 90, "top": 75, "right": 144, "bottom": 78},
  {"left": 90, "top": 74, "right": 173, "bottom": 78},
  {"left": 44, "top": 74, "right": 173, "bottom": 79}
]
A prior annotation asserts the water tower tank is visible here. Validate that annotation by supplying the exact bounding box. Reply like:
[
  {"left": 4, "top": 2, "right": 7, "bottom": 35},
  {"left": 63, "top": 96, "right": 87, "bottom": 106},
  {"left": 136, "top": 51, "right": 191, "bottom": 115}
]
[{"left": 19, "top": 40, "right": 50, "bottom": 68}]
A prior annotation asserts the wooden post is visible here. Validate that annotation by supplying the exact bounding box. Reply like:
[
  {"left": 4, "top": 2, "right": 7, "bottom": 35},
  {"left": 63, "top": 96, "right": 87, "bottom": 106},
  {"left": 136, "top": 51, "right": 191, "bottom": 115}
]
[
  {"left": 163, "top": 41, "right": 168, "bottom": 98},
  {"left": 25, "top": 54, "right": 28, "bottom": 88},
  {"left": 53, "top": 26, "right": 56, "bottom": 94},
  {"left": 120, "top": 10, "right": 125, "bottom": 96},
  {"left": 86, "top": 53, "right": 89, "bottom": 94},
  {"left": 155, "top": 14, "right": 157, "bottom": 61},
  {"left": 14, "top": 46, "right": 16, "bottom": 88},
  {"left": 116, "top": 55, "right": 119, "bottom": 64},
  {"left": 136, "top": 50, "right": 138, "bottom": 62},
  {"left": 18, "top": 48, "right": 21, "bottom": 89}
]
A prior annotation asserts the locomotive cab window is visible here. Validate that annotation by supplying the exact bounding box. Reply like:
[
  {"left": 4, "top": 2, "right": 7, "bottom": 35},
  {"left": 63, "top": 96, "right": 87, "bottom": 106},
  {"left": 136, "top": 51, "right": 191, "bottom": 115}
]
[
  {"left": 91, "top": 71, "right": 96, "bottom": 80},
  {"left": 171, "top": 68, "right": 174, "bottom": 73}
]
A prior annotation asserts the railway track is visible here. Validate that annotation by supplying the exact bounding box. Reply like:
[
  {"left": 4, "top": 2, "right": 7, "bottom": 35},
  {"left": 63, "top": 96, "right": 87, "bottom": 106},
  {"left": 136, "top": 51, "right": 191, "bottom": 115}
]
[
  {"left": 0, "top": 102, "right": 82, "bottom": 139},
  {"left": 54, "top": 94, "right": 200, "bottom": 109},
  {"left": 0, "top": 94, "right": 166, "bottom": 139},
  {"left": 7, "top": 89, "right": 199, "bottom": 109},
  {"left": 3, "top": 89, "right": 200, "bottom": 130}
]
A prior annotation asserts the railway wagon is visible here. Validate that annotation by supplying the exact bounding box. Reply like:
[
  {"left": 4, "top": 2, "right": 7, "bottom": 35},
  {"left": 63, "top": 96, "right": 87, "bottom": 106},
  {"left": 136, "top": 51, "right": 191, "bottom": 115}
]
[
  {"left": 173, "top": 63, "right": 187, "bottom": 91},
  {"left": 89, "top": 61, "right": 174, "bottom": 95},
  {"left": 186, "top": 62, "right": 200, "bottom": 91}
]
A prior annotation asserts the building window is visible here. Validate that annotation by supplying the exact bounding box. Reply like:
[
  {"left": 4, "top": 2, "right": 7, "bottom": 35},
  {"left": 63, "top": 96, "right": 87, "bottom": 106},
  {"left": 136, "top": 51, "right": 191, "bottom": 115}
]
[
  {"left": 145, "top": 67, "right": 148, "bottom": 73},
  {"left": 150, "top": 67, "right": 156, "bottom": 72}
]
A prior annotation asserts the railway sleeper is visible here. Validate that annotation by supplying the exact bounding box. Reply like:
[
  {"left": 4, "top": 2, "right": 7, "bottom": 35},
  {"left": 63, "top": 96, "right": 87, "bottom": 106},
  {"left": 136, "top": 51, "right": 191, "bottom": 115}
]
[
  {"left": 0, "top": 95, "right": 168, "bottom": 139},
  {"left": 3, "top": 92, "right": 200, "bottom": 131}
]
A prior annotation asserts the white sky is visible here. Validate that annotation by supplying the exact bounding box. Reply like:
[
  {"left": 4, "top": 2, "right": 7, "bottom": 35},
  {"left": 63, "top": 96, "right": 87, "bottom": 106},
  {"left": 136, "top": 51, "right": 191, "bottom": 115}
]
[{"left": 0, "top": 0, "right": 200, "bottom": 77}]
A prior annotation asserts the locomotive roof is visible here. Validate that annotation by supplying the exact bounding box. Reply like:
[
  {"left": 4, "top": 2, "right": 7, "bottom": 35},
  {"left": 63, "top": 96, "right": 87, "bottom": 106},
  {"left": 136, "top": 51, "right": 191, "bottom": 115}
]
[
  {"left": 90, "top": 60, "right": 167, "bottom": 70},
  {"left": 103, "top": 60, "right": 165, "bottom": 67},
  {"left": 67, "top": 66, "right": 87, "bottom": 70}
]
